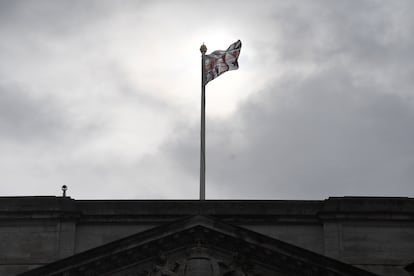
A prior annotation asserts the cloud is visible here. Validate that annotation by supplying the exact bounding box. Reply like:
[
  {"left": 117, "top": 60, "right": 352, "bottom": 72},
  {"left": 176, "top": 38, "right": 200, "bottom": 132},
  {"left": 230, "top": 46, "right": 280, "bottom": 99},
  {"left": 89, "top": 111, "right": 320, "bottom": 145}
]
[
  {"left": 1, "top": 0, "right": 414, "bottom": 199},
  {"left": 166, "top": 67, "right": 414, "bottom": 199},
  {"left": 161, "top": 1, "right": 414, "bottom": 199},
  {"left": 0, "top": 83, "right": 66, "bottom": 142}
]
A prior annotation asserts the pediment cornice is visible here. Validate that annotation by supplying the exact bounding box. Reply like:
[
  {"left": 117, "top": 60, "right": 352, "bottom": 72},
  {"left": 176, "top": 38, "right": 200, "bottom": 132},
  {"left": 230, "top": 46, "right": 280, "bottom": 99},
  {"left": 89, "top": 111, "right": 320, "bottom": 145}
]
[{"left": 20, "top": 216, "right": 378, "bottom": 276}]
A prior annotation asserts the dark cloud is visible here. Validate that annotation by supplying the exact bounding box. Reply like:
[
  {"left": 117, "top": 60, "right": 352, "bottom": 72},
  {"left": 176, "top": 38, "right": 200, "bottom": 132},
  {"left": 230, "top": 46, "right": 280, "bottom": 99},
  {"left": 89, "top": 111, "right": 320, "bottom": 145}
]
[
  {"left": 166, "top": 67, "right": 414, "bottom": 199},
  {"left": 0, "top": 1, "right": 111, "bottom": 35},
  {"left": 270, "top": 2, "right": 414, "bottom": 76},
  {"left": 0, "top": 83, "right": 67, "bottom": 142}
]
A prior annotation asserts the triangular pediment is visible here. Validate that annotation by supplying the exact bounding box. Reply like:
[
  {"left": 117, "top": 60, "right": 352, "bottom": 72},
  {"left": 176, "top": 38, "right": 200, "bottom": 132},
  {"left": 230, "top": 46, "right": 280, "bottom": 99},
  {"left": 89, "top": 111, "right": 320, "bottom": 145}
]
[{"left": 20, "top": 216, "right": 378, "bottom": 276}]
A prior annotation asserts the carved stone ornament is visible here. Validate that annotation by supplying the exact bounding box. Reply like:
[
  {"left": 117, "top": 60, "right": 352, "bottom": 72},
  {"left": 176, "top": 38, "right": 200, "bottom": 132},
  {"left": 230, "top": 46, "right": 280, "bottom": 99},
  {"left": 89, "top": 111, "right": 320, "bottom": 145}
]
[
  {"left": 145, "top": 244, "right": 258, "bottom": 276},
  {"left": 147, "top": 253, "right": 180, "bottom": 276}
]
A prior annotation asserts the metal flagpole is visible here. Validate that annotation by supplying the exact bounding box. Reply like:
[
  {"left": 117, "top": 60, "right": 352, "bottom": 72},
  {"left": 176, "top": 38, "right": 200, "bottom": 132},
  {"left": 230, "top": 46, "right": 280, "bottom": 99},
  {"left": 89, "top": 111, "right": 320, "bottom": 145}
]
[{"left": 200, "top": 43, "right": 207, "bottom": 200}]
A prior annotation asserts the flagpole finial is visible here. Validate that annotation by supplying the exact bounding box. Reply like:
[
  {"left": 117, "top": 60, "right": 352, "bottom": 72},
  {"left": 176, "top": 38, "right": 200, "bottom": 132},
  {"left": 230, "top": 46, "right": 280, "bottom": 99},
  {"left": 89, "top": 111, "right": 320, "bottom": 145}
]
[{"left": 200, "top": 43, "right": 207, "bottom": 54}]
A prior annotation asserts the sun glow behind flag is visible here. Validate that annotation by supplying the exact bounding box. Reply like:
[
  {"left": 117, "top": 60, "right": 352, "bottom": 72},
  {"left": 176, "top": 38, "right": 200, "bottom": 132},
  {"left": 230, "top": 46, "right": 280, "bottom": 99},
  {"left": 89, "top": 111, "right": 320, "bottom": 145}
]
[{"left": 204, "top": 40, "right": 242, "bottom": 84}]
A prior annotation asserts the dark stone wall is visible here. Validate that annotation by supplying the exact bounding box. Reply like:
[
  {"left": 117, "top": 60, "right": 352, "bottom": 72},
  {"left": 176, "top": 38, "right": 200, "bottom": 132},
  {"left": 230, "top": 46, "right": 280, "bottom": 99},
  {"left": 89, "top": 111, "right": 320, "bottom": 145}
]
[{"left": 0, "top": 197, "right": 413, "bottom": 276}]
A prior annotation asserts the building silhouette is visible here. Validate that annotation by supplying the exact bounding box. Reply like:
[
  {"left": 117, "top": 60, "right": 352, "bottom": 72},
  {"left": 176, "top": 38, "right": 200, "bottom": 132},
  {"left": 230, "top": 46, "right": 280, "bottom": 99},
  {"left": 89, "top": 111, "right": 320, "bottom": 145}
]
[{"left": 0, "top": 196, "right": 413, "bottom": 275}]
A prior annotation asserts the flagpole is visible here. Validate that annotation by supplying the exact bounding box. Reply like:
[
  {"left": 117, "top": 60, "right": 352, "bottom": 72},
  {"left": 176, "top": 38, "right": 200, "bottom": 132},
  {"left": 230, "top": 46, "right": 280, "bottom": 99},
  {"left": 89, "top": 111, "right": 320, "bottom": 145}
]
[{"left": 200, "top": 43, "right": 207, "bottom": 200}]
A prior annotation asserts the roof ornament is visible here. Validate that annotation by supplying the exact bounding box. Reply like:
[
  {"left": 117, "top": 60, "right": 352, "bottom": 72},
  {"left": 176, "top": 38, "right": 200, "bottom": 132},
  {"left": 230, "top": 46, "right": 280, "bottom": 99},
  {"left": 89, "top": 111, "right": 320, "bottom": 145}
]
[{"left": 62, "top": 185, "right": 67, "bottom": 198}]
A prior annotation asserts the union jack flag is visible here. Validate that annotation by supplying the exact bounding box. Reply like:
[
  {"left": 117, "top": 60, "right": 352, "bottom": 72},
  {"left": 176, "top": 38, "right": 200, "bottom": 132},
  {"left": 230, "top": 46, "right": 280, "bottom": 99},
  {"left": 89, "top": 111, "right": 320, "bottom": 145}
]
[{"left": 204, "top": 40, "right": 241, "bottom": 84}]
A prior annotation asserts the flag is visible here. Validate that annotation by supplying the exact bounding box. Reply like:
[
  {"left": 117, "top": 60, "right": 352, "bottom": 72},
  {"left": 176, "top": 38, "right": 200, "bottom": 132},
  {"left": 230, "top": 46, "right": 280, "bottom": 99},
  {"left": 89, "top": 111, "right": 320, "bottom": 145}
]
[{"left": 204, "top": 40, "right": 242, "bottom": 84}]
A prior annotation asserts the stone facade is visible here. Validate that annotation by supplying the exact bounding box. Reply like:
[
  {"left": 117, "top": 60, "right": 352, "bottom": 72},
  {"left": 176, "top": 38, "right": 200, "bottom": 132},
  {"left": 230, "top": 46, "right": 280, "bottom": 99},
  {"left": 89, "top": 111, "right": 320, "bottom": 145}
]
[
  {"left": 0, "top": 197, "right": 413, "bottom": 275},
  {"left": 19, "top": 216, "right": 379, "bottom": 276}
]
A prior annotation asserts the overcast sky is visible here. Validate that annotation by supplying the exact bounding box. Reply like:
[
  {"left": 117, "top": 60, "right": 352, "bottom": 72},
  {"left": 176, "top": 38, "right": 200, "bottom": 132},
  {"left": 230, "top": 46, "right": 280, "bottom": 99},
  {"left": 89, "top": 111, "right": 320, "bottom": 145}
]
[{"left": 1, "top": 0, "right": 413, "bottom": 199}]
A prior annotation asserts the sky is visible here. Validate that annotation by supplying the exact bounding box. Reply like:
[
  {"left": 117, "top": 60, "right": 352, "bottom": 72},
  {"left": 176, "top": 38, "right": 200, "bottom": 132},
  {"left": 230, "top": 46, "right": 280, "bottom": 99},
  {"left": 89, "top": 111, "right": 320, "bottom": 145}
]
[{"left": 1, "top": 0, "right": 414, "bottom": 199}]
